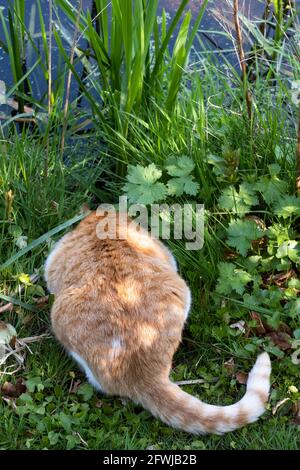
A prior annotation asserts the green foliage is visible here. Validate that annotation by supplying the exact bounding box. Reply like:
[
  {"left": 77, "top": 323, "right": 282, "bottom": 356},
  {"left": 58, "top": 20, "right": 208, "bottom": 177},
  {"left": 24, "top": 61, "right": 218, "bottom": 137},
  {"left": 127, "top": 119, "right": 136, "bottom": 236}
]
[
  {"left": 218, "top": 183, "right": 259, "bottom": 216},
  {"left": 274, "top": 196, "right": 300, "bottom": 219},
  {"left": 213, "top": 160, "right": 300, "bottom": 360},
  {"left": 255, "top": 164, "right": 288, "bottom": 205},
  {"left": 122, "top": 163, "right": 166, "bottom": 204},
  {"left": 226, "top": 219, "right": 265, "bottom": 256},
  {"left": 216, "top": 262, "right": 253, "bottom": 295},
  {"left": 123, "top": 156, "right": 199, "bottom": 203},
  {"left": 166, "top": 155, "right": 199, "bottom": 196},
  {"left": 0, "top": 0, "right": 299, "bottom": 450},
  {"left": 54, "top": 0, "right": 208, "bottom": 135}
]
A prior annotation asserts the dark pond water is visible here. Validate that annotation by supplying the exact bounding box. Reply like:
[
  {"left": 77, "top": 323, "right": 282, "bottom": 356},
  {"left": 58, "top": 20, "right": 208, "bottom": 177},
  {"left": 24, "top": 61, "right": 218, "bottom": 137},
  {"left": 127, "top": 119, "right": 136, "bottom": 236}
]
[{"left": 0, "top": 0, "right": 292, "bottom": 99}]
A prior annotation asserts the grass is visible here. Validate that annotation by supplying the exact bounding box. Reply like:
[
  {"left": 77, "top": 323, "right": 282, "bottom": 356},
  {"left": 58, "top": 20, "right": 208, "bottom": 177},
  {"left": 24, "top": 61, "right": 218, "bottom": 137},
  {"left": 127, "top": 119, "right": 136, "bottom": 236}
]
[{"left": 1, "top": 0, "right": 300, "bottom": 451}]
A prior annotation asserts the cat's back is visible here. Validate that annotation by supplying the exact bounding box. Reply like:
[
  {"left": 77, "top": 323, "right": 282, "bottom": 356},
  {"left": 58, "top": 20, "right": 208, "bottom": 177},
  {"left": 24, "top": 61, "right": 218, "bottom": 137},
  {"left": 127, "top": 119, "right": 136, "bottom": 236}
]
[{"left": 45, "top": 211, "right": 177, "bottom": 295}]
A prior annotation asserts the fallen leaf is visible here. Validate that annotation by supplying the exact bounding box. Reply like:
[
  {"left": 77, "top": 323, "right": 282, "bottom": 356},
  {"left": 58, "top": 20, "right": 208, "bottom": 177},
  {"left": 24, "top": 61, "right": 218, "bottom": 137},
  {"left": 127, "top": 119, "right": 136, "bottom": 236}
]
[
  {"left": 1, "top": 377, "right": 26, "bottom": 398},
  {"left": 235, "top": 371, "right": 248, "bottom": 385},
  {"left": 245, "top": 215, "right": 267, "bottom": 230},
  {"left": 266, "top": 331, "right": 292, "bottom": 351},
  {"left": 265, "top": 270, "right": 296, "bottom": 288},
  {"left": 95, "top": 399, "right": 103, "bottom": 408},
  {"left": 278, "top": 322, "right": 292, "bottom": 335}
]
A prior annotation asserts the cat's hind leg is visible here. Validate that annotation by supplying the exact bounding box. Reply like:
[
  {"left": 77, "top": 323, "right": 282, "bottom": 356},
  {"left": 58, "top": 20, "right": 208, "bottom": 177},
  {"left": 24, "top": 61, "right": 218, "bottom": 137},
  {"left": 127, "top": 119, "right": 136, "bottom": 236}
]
[{"left": 69, "top": 351, "right": 103, "bottom": 392}]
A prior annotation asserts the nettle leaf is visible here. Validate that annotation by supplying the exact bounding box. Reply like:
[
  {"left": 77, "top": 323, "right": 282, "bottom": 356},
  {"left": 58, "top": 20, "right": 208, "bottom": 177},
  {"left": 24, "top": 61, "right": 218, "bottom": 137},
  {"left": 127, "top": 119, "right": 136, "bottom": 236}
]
[
  {"left": 123, "top": 163, "right": 166, "bottom": 204},
  {"left": 274, "top": 195, "right": 300, "bottom": 219},
  {"left": 167, "top": 176, "right": 199, "bottom": 196},
  {"left": 218, "top": 183, "right": 258, "bottom": 215},
  {"left": 216, "top": 262, "right": 253, "bottom": 295},
  {"left": 165, "top": 155, "right": 195, "bottom": 177},
  {"left": 126, "top": 163, "right": 162, "bottom": 184},
  {"left": 255, "top": 165, "right": 288, "bottom": 205},
  {"left": 165, "top": 155, "right": 199, "bottom": 197},
  {"left": 226, "top": 219, "right": 265, "bottom": 256},
  {"left": 276, "top": 240, "right": 300, "bottom": 263},
  {"left": 255, "top": 178, "right": 288, "bottom": 206}
]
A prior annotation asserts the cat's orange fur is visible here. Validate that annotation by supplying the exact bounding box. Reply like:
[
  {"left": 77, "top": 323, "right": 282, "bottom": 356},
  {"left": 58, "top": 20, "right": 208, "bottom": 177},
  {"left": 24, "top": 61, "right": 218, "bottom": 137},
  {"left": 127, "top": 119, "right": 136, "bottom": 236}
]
[{"left": 45, "top": 211, "right": 271, "bottom": 434}]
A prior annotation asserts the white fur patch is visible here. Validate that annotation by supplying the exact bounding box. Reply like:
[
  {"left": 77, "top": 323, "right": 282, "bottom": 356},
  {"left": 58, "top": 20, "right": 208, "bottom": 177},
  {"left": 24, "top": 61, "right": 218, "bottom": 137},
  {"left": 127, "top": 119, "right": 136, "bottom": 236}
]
[
  {"left": 168, "top": 252, "right": 178, "bottom": 272},
  {"left": 44, "top": 234, "right": 68, "bottom": 287},
  {"left": 70, "top": 351, "right": 103, "bottom": 391},
  {"left": 109, "top": 337, "right": 124, "bottom": 358},
  {"left": 183, "top": 288, "right": 192, "bottom": 321}
]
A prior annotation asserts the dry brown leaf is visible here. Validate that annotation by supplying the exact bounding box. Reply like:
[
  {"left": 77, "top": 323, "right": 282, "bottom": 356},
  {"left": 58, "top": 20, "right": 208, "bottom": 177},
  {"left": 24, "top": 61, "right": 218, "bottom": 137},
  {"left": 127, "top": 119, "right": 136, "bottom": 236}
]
[
  {"left": 278, "top": 322, "right": 292, "bottom": 335},
  {"left": 235, "top": 371, "right": 248, "bottom": 385},
  {"left": 1, "top": 377, "right": 26, "bottom": 398},
  {"left": 245, "top": 215, "right": 267, "bottom": 230},
  {"left": 267, "top": 331, "right": 292, "bottom": 351},
  {"left": 265, "top": 270, "right": 296, "bottom": 288}
]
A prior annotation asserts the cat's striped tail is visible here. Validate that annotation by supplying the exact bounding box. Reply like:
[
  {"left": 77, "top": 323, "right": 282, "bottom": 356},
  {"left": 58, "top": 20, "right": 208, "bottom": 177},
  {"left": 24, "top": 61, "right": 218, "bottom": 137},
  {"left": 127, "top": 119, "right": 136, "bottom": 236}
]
[{"left": 138, "top": 352, "right": 271, "bottom": 434}]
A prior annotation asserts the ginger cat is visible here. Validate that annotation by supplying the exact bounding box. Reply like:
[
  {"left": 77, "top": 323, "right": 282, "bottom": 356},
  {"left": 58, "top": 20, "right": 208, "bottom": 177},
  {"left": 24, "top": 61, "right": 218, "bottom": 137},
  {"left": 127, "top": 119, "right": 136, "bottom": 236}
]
[{"left": 45, "top": 210, "right": 271, "bottom": 434}]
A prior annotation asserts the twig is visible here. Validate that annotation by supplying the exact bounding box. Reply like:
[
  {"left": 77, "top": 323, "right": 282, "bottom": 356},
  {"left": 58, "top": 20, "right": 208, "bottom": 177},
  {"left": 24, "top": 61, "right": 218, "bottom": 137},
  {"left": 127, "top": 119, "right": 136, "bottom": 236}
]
[
  {"left": 272, "top": 397, "right": 290, "bottom": 415},
  {"left": 0, "top": 303, "right": 13, "bottom": 314},
  {"left": 233, "top": 0, "right": 252, "bottom": 120},
  {"left": 60, "top": 0, "right": 83, "bottom": 159},
  {"left": 45, "top": 0, "right": 53, "bottom": 179},
  {"left": 74, "top": 432, "right": 88, "bottom": 447},
  {"left": 18, "top": 334, "right": 51, "bottom": 344},
  {"left": 175, "top": 379, "right": 206, "bottom": 386}
]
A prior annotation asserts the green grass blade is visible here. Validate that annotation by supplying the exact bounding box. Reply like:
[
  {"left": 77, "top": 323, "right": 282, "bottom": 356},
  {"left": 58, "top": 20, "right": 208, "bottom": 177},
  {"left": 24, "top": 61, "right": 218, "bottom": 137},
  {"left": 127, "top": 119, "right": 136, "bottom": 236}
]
[
  {"left": 0, "top": 294, "right": 39, "bottom": 312},
  {"left": 1, "top": 212, "right": 89, "bottom": 270}
]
